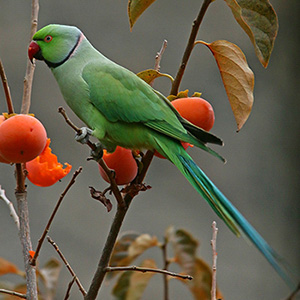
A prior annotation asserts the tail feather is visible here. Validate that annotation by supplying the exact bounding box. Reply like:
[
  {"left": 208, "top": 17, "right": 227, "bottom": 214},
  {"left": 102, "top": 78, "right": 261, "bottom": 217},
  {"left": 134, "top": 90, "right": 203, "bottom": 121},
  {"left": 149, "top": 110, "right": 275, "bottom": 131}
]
[{"left": 155, "top": 137, "right": 297, "bottom": 289}]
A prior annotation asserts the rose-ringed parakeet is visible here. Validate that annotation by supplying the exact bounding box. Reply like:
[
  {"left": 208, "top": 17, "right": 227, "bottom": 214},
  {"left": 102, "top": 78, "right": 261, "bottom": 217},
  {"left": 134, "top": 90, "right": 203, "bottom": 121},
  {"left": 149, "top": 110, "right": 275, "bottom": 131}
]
[{"left": 28, "top": 24, "right": 296, "bottom": 288}]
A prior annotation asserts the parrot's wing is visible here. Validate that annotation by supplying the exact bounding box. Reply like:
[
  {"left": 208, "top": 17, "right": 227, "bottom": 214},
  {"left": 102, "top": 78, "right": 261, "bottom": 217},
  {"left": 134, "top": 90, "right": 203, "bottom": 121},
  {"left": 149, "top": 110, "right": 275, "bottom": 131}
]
[{"left": 82, "top": 61, "right": 221, "bottom": 145}]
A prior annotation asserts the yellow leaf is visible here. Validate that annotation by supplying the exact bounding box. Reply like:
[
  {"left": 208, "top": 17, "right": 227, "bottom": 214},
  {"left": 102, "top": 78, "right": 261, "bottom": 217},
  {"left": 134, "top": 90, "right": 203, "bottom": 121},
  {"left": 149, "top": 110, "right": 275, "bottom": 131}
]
[
  {"left": 196, "top": 40, "right": 254, "bottom": 131},
  {"left": 136, "top": 69, "right": 173, "bottom": 85},
  {"left": 224, "top": 0, "right": 278, "bottom": 67},
  {"left": 128, "top": 0, "right": 156, "bottom": 30}
]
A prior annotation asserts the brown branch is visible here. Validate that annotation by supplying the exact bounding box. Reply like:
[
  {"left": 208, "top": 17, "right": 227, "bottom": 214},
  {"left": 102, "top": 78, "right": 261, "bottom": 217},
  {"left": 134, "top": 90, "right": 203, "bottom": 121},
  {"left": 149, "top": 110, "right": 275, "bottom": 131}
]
[
  {"left": 170, "top": 0, "right": 213, "bottom": 95},
  {"left": 64, "top": 276, "right": 76, "bottom": 300},
  {"left": 0, "top": 59, "right": 14, "bottom": 114},
  {"left": 47, "top": 236, "right": 87, "bottom": 297},
  {"left": 162, "top": 238, "right": 171, "bottom": 300},
  {"left": 84, "top": 205, "right": 129, "bottom": 300},
  {"left": 0, "top": 289, "right": 27, "bottom": 299},
  {"left": 106, "top": 265, "right": 192, "bottom": 280},
  {"left": 21, "top": 0, "right": 39, "bottom": 114},
  {"left": 30, "top": 167, "right": 83, "bottom": 266},
  {"left": 285, "top": 282, "right": 300, "bottom": 300}
]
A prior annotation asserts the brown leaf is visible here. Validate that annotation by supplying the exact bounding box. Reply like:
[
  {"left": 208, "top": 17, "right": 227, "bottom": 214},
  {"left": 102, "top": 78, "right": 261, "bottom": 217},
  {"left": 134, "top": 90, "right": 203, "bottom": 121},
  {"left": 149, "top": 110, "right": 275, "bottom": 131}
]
[
  {"left": 136, "top": 69, "right": 173, "bottom": 85},
  {"left": 112, "top": 259, "right": 156, "bottom": 300},
  {"left": 196, "top": 40, "right": 254, "bottom": 131},
  {"left": 128, "top": 0, "right": 156, "bottom": 30},
  {"left": 170, "top": 229, "right": 223, "bottom": 299},
  {"left": 180, "top": 258, "right": 223, "bottom": 300},
  {"left": 0, "top": 257, "right": 23, "bottom": 277},
  {"left": 224, "top": 0, "right": 278, "bottom": 67},
  {"left": 108, "top": 232, "right": 159, "bottom": 280},
  {"left": 3, "top": 283, "right": 27, "bottom": 300}
]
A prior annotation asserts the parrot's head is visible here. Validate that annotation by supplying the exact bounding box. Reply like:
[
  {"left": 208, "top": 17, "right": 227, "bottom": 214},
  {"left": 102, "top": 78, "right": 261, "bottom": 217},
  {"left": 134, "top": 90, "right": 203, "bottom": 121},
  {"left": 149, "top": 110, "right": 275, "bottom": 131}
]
[{"left": 28, "top": 24, "right": 82, "bottom": 68}]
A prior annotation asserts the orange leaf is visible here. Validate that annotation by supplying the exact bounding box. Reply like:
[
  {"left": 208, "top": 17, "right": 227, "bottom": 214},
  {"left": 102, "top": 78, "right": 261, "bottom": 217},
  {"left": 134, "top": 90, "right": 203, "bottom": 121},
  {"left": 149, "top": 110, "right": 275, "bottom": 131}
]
[
  {"left": 28, "top": 251, "right": 35, "bottom": 259},
  {"left": 196, "top": 40, "right": 254, "bottom": 131}
]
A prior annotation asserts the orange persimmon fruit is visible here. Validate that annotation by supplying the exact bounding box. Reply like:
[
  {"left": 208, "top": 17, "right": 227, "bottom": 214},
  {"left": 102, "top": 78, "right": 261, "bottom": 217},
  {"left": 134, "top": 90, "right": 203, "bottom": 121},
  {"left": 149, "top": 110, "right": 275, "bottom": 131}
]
[
  {"left": 155, "top": 97, "right": 215, "bottom": 159},
  {"left": 26, "top": 138, "right": 72, "bottom": 187},
  {"left": 0, "top": 115, "right": 10, "bottom": 164},
  {"left": 99, "top": 146, "right": 138, "bottom": 185},
  {"left": 0, "top": 114, "right": 47, "bottom": 163}
]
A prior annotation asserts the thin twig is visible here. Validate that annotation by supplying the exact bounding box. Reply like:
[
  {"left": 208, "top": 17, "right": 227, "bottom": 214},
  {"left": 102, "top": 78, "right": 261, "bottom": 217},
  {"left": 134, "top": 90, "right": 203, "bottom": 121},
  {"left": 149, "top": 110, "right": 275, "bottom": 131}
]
[
  {"left": 170, "top": 0, "right": 213, "bottom": 95},
  {"left": 47, "top": 236, "right": 87, "bottom": 297},
  {"left": 106, "top": 265, "right": 193, "bottom": 280},
  {"left": 0, "top": 59, "right": 14, "bottom": 114},
  {"left": 21, "top": 0, "right": 39, "bottom": 114},
  {"left": 0, "top": 289, "right": 27, "bottom": 299},
  {"left": 0, "top": 186, "right": 20, "bottom": 229},
  {"left": 285, "top": 282, "right": 300, "bottom": 300},
  {"left": 210, "top": 221, "right": 218, "bottom": 300},
  {"left": 162, "top": 238, "right": 170, "bottom": 300},
  {"left": 30, "top": 167, "right": 83, "bottom": 266},
  {"left": 64, "top": 276, "right": 76, "bottom": 300},
  {"left": 58, "top": 106, "right": 125, "bottom": 208},
  {"left": 154, "top": 40, "right": 167, "bottom": 72}
]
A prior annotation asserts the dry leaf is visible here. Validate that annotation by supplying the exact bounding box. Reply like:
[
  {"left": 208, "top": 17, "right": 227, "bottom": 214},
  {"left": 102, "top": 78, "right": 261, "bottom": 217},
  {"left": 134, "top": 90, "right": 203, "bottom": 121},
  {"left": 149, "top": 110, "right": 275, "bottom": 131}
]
[
  {"left": 112, "top": 259, "right": 157, "bottom": 300},
  {"left": 108, "top": 232, "right": 159, "bottom": 280},
  {"left": 128, "top": 0, "right": 156, "bottom": 30},
  {"left": 196, "top": 40, "right": 254, "bottom": 131},
  {"left": 224, "top": 0, "right": 278, "bottom": 67},
  {"left": 0, "top": 257, "right": 23, "bottom": 277}
]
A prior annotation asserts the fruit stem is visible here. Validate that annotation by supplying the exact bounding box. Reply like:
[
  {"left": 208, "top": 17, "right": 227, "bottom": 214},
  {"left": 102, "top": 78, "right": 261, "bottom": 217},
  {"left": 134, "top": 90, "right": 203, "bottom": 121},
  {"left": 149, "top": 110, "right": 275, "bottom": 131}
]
[{"left": 170, "top": 0, "right": 213, "bottom": 96}]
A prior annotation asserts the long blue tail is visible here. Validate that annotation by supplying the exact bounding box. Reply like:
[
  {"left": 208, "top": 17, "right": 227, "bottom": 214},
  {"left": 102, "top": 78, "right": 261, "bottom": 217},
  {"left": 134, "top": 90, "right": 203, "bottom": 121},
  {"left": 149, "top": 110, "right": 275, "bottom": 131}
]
[{"left": 156, "top": 138, "right": 297, "bottom": 289}]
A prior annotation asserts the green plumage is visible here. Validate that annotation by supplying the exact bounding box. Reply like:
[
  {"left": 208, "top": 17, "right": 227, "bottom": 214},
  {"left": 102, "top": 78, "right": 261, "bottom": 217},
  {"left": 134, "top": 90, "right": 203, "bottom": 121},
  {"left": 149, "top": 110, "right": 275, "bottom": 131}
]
[{"left": 30, "top": 24, "right": 297, "bottom": 288}]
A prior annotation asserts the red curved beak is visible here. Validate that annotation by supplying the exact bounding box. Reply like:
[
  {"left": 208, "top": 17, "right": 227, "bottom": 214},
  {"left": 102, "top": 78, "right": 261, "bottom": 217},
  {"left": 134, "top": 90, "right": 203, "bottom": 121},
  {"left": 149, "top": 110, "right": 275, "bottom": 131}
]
[{"left": 28, "top": 41, "right": 40, "bottom": 63}]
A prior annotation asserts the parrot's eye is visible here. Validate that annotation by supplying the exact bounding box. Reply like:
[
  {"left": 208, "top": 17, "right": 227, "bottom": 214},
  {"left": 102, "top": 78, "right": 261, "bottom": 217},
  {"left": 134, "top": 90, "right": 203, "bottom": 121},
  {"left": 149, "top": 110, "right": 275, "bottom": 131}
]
[{"left": 44, "top": 35, "right": 53, "bottom": 43}]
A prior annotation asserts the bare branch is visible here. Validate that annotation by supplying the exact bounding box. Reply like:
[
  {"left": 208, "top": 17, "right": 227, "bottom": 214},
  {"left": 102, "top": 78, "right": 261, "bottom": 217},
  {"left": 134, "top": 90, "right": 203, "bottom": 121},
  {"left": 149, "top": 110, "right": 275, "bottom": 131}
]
[
  {"left": 64, "top": 276, "right": 76, "bottom": 300},
  {"left": 31, "top": 167, "right": 83, "bottom": 266},
  {"left": 0, "top": 59, "right": 14, "bottom": 114},
  {"left": 170, "top": 0, "right": 213, "bottom": 95},
  {"left": 21, "top": 0, "right": 39, "bottom": 114},
  {"left": 285, "top": 282, "right": 300, "bottom": 300},
  {"left": 210, "top": 221, "right": 218, "bottom": 300},
  {"left": 106, "top": 265, "right": 192, "bottom": 280},
  {"left": 0, "top": 289, "right": 26, "bottom": 299},
  {"left": 0, "top": 185, "right": 20, "bottom": 229},
  {"left": 47, "top": 236, "right": 87, "bottom": 297}
]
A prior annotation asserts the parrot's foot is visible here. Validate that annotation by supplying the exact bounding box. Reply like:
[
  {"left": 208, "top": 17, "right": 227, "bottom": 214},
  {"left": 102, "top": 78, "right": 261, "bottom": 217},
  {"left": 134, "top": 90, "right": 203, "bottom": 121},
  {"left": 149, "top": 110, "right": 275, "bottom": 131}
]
[
  {"left": 90, "top": 142, "right": 104, "bottom": 161},
  {"left": 75, "top": 127, "right": 93, "bottom": 144}
]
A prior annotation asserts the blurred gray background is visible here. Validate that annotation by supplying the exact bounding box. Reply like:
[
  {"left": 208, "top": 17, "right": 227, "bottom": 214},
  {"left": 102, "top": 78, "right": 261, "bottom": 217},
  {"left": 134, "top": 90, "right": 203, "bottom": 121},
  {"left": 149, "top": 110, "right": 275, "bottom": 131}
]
[{"left": 0, "top": 1, "right": 299, "bottom": 299}]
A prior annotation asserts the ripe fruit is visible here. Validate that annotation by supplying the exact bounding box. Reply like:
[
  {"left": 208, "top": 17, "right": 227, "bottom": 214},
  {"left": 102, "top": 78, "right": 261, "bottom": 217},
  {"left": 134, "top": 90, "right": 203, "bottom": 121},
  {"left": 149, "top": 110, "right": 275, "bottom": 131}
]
[
  {"left": 0, "top": 114, "right": 47, "bottom": 163},
  {"left": 154, "top": 97, "right": 215, "bottom": 159},
  {"left": 26, "top": 138, "right": 72, "bottom": 187},
  {"left": 99, "top": 146, "right": 138, "bottom": 185},
  {"left": 171, "top": 97, "right": 215, "bottom": 131},
  {"left": 0, "top": 116, "right": 10, "bottom": 164}
]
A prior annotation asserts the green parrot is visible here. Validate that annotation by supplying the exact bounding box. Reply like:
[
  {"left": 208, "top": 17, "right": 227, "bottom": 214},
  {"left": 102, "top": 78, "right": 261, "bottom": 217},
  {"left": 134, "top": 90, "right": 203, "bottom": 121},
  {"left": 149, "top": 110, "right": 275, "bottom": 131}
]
[{"left": 28, "top": 24, "right": 296, "bottom": 288}]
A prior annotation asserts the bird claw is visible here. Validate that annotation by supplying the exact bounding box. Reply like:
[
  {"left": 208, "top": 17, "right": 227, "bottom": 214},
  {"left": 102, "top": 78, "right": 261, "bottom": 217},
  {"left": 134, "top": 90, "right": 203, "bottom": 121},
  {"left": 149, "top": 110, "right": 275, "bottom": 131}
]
[
  {"left": 89, "top": 142, "right": 104, "bottom": 162},
  {"left": 75, "top": 127, "right": 93, "bottom": 144}
]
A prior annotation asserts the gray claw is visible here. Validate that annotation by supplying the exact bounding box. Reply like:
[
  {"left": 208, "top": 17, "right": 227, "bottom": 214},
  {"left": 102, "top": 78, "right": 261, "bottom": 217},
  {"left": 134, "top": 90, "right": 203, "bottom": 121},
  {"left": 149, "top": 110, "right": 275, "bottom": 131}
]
[
  {"left": 75, "top": 127, "right": 93, "bottom": 144},
  {"left": 91, "top": 142, "right": 104, "bottom": 161}
]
